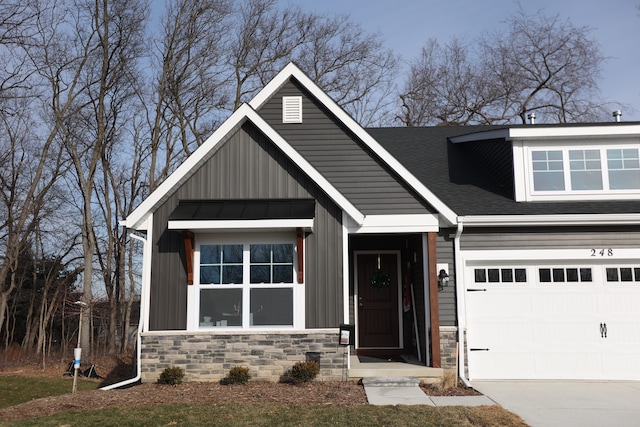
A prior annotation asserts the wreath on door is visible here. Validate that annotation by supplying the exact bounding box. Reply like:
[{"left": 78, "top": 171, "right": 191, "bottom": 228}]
[{"left": 370, "top": 269, "right": 391, "bottom": 289}]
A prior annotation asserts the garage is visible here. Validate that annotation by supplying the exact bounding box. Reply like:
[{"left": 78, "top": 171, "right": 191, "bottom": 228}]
[{"left": 465, "top": 252, "right": 640, "bottom": 380}]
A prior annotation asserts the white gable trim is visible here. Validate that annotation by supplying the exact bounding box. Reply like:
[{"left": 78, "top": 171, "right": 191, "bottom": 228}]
[
  {"left": 450, "top": 124, "right": 640, "bottom": 144},
  {"left": 250, "top": 63, "right": 458, "bottom": 226},
  {"left": 168, "top": 218, "right": 314, "bottom": 232},
  {"left": 122, "top": 103, "right": 365, "bottom": 230}
]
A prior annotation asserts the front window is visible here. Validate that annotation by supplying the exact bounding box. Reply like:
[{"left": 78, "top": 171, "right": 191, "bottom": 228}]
[
  {"left": 529, "top": 146, "right": 640, "bottom": 198},
  {"left": 195, "top": 236, "right": 297, "bottom": 329}
]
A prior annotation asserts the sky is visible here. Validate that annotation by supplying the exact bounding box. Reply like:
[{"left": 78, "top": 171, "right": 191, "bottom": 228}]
[{"left": 279, "top": 0, "right": 640, "bottom": 121}]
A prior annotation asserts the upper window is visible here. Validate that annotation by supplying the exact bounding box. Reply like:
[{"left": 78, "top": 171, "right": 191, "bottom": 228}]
[
  {"left": 193, "top": 236, "right": 298, "bottom": 330},
  {"left": 524, "top": 144, "right": 640, "bottom": 201}
]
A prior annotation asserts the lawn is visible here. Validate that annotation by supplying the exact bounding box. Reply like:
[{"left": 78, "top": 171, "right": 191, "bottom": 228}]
[
  {"left": 0, "top": 403, "right": 527, "bottom": 427},
  {"left": 0, "top": 375, "right": 101, "bottom": 408},
  {"left": 0, "top": 375, "right": 528, "bottom": 426}
]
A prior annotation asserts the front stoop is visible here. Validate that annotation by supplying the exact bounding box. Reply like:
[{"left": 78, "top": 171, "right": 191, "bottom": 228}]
[{"left": 348, "top": 356, "right": 443, "bottom": 384}]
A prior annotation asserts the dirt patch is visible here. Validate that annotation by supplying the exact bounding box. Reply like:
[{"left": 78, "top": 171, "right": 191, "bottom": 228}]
[{"left": 421, "top": 381, "right": 483, "bottom": 397}]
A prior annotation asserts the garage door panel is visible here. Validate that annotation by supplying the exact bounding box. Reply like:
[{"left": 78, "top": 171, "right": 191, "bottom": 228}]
[
  {"left": 469, "top": 320, "right": 533, "bottom": 349},
  {"left": 535, "top": 351, "right": 604, "bottom": 379},
  {"left": 534, "top": 320, "right": 599, "bottom": 345},
  {"left": 533, "top": 290, "right": 597, "bottom": 315},
  {"left": 466, "top": 261, "right": 640, "bottom": 380}
]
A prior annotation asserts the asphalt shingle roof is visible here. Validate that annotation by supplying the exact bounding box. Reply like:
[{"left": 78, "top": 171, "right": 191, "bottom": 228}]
[{"left": 366, "top": 126, "right": 640, "bottom": 217}]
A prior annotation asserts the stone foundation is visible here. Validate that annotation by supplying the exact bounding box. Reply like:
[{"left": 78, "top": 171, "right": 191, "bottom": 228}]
[
  {"left": 140, "top": 329, "right": 346, "bottom": 383},
  {"left": 439, "top": 326, "right": 458, "bottom": 369}
]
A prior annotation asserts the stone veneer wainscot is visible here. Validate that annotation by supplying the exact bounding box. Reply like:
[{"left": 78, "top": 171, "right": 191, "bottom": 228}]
[{"left": 140, "top": 329, "right": 346, "bottom": 382}]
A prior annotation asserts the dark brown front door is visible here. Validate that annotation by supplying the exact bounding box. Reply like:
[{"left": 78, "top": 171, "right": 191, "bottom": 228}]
[{"left": 356, "top": 253, "right": 400, "bottom": 351}]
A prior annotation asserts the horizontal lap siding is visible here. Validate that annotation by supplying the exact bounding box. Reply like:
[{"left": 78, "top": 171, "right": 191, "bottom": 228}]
[
  {"left": 436, "top": 231, "right": 456, "bottom": 326},
  {"left": 258, "top": 79, "right": 433, "bottom": 216},
  {"left": 460, "top": 227, "right": 640, "bottom": 251},
  {"left": 150, "top": 123, "right": 343, "bottom": 330}
]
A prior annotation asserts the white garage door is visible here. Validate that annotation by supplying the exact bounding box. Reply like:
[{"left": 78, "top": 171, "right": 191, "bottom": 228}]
[{"left": 466, "top": 262, "right": 640, "bottom": 380}]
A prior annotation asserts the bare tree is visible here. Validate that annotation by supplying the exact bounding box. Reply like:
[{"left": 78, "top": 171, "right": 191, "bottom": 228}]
[{"left": 399, "top": 9, "right": 608, "bottom": 126}]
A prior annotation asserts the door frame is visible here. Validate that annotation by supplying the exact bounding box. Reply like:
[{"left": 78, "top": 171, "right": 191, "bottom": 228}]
[{"left": 354, "top": 250, "right": 403, "bottom": 352}]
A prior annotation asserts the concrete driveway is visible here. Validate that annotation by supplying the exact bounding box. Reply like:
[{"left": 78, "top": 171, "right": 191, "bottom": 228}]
[{"left": 472, "top": 381, "right": 640, "bottom": 427}]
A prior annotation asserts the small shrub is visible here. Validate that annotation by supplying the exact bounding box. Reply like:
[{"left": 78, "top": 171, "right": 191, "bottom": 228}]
[
  {"left": 158, "top": 366, "right": 184, "bottom": 385},
  {"left": 289, "top": 360, "right": 319, "bottom": 384},
  {"left": 225, "top": 366, "right": 251, "bottom": 384}
]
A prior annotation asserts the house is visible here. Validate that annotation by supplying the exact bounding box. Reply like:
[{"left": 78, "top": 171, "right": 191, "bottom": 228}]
[{"left": 122, "top": 63, "right": 640, "bottom": 383}]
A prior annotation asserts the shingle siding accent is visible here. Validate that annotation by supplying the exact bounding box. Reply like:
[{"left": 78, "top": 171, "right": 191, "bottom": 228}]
[
  {"left": 140, "top": 330, "right": 345, "bottom": 382},
  {"left": 258, "top": 78, "right": 433, "bottom": 216},
  {"left": 149, "top": 123, "right": 344, "bottom": 331}
]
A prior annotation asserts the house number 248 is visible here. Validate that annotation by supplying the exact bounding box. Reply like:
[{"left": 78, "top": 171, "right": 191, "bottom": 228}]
[{"left": 591, "top": 248, "right": 613, "bottom": 257}]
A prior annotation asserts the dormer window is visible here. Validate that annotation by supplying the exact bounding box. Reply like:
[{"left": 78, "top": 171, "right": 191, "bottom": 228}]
[{"left": 521, "top": 144, "right": 640, "bottom": 201}]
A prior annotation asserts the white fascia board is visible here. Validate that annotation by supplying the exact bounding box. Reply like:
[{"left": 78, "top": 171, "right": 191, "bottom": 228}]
[
  {"left": 250, "top": 62, "right": 458, "bottom": 226},
  {"left": 122, "top": 102, "right": 365, "bottom": 229},
  {"left": 450, "top": 125, "right": 640, "bottom": 144},
  {"left": 459, "top": 213, "right": 640, "bottom": 227},
  {"left": 346, "top": 214, "right": 439, "bottom": 234},
  {"left": 168, "top": 218, "right": 314, "bottom": 231}
]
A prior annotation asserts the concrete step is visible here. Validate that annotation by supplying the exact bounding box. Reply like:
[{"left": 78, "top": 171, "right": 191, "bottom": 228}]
[
  {"left": 348, "top": 356, "right": 443, "bottom": 383},
  {"left": 362, "top": 376, "right": 420, "bottom": 387}
]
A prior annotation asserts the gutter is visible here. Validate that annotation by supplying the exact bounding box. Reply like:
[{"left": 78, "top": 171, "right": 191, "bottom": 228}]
[
  {"left": 100, "top": 232, "right": 147, "bottom": 390},
  {"left": 451, "top": 220, "right": 472, "bottom": 388}
]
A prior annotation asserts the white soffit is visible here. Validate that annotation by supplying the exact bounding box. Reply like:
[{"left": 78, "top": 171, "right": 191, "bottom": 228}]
[{"left": 346, "top": 214, "right": 439, "bottom": 233}]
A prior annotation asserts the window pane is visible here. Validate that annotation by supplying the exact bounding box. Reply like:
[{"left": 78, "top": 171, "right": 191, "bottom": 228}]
[
  {"left": 250, "top": 265, "right": 270, "bottom": 283},
  {"left": 566, "top": 268, "right": 578, "bottom": 282},
  {"left": 532, "top": 150, "right": 565, "bottom": 191},
  {"left": 580, "top": 268, "right": 592, "bottom": 282},
  {"left": 273, "top": 244, "right": 293, "bottom": 263},
  {"left": 608, "top": 149, "right": 640, "bottom": 189},
  {"left": 200, "top": 266, "right": 220, "bottom": 284},
  {"left": 620, "top": 268, "right": 633, "bottom": 282},
  {"left": 569, "top": 150, "right": 602, "bottom": 190},
  {"left": 273, "top": 265, "right": 293, "bottom": 283},
  {"left": 501, "top": 269, "right": 513, "bottom": 282},
  {"left": 488, "top": 269, "right": 500, "bottom": 282},
  {"left": 515, "top": 269, "right": 527, "bottom": 282},
  {"left": 250, "top": 288, "right": 293, "bottom": 326},
  {"left": 223, "top": 245, "right": 243, "bottom": 263},
  {"left": 474, "top": 269, "right": 486, "bottom": 283},
  {"left": 222, "top": 265, "right": 243, "bottom": 284},
  {"left": 635, "top": 268, "right": 640, "bottom": 281},
  {"left": 250, "top": 244, "right": 270, "bottom": 263},
  {"left": 539, "top": 269, "right": 551, "bottom": 282},
  {"left": 553, "top": 269, "right": 565, "bottom": 282},
  {"left": 606, "top": 268, "right": 619, "bottom": 282},
  {"left": 201, "top": 245, "right": 221, "bottom": 264},
  {"left": 200, "top": 289, "right": 242, "bottom": 327}
]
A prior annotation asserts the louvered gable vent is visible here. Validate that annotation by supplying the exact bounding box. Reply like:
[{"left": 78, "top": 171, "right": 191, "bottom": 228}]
[{"left": 282, "top": 96, "right": 302, "bottom": 123}]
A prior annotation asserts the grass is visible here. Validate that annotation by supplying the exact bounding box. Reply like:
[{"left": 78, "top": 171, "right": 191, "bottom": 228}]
[
  {"left": 0, "top": 403, "right": 528, "bottom": 427},
  {"left": 0, "top": 375, "right": 101, "bottom": 408}
]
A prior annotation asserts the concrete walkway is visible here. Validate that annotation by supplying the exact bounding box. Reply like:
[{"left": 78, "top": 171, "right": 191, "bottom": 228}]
[
  {"left": 473, "top": 380, "right": 640, "bottom": 427},
  {"left": 362, "top": 377, "right": 495, "bottom": 406}
]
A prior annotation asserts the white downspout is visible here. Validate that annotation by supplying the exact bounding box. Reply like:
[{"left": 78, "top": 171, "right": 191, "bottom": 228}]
[
  {"left": 452, "top": 220, "right": 472, "bottom": 387},
  {"left": 101, "top": 230, "right": 148, "bottom": 390}
]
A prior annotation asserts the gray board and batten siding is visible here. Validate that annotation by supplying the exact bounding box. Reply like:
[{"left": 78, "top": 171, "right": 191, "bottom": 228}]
[
  {"left": 257, "top": 78, "right": 435, "bottom": 216},
  {"left": 436, "top": 231, "right": 456, "bottom": 327},
  {"left": 150, "top": 121, "right": 344, "bottom": 331}
]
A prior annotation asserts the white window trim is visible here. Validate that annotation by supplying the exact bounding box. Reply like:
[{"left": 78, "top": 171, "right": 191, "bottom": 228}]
[
  {"left": 187, "top": 232, "right": 304, "bottom": 331},
  {"left": 515, "top": 139, "right": 640, "bottom": 202}
]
